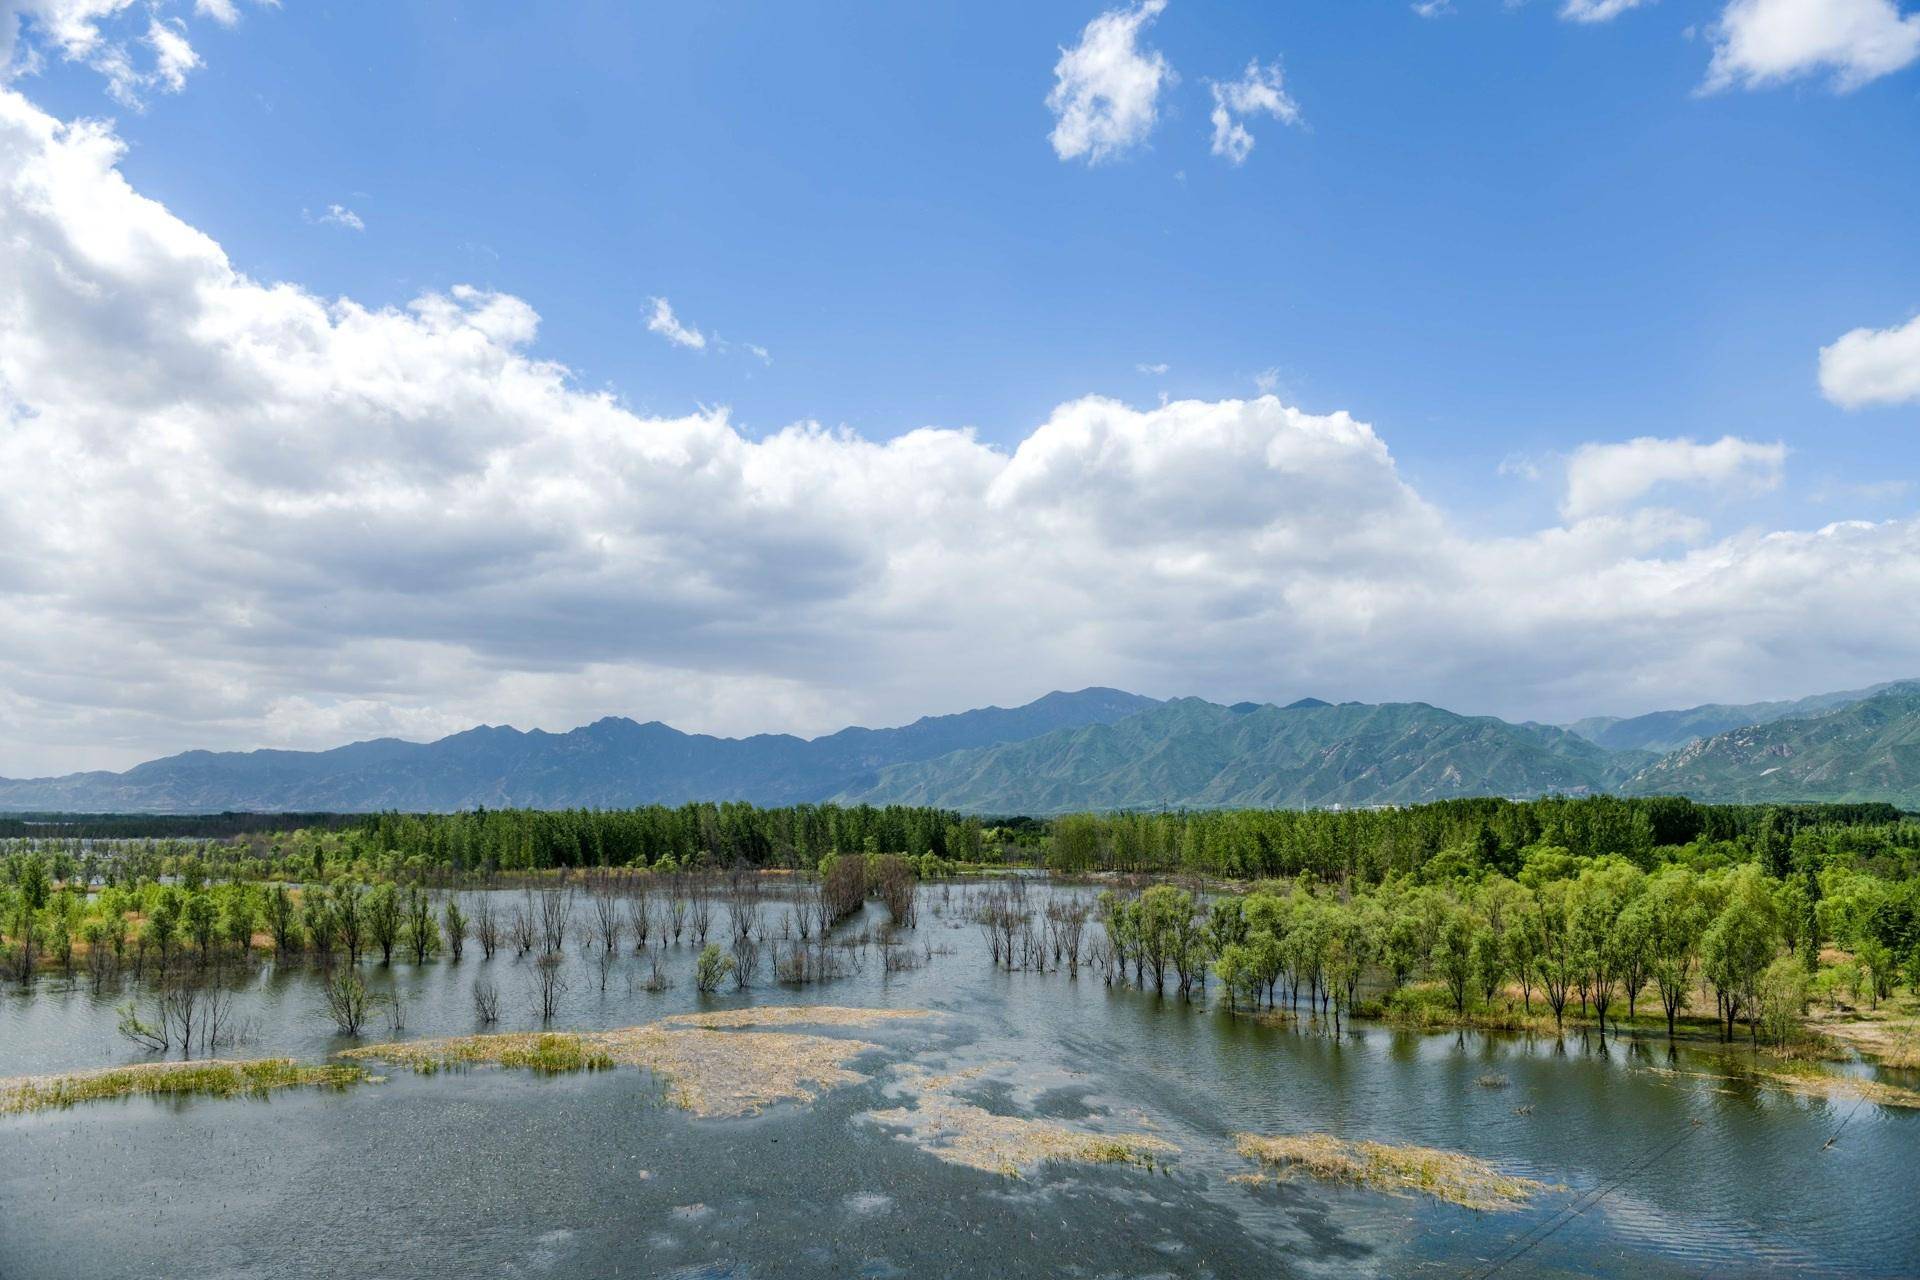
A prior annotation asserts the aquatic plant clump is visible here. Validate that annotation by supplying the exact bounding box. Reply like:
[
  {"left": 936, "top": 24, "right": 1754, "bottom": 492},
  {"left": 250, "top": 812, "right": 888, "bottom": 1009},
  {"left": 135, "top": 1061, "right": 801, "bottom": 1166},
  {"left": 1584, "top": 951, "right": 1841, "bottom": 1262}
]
[
  {"left": 864, "top": 1063, "right": 1176, "bottom": 1177},
  {"left": 1233, "top": 1132, "right": 1550, "bottom": 1212},
  {"left": 0, "top": 1058, "right": 371, "bottom": 1115},
  {"left": 340, "top": 1032, "right": 614, "bottom": 1075}
]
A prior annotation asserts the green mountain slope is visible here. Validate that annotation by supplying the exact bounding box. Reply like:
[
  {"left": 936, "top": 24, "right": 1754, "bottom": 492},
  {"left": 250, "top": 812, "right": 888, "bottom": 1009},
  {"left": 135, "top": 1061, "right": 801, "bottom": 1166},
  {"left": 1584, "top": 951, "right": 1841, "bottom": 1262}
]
[
  {"left": 1620, "top": 684, "right": 1920, "bottom": 806},
  {"left": 1564, "top": 682, "right": 1900, "bottom": 754},
  {"left": 835, "top": 698, "right": 1637, "bottom": 814}
]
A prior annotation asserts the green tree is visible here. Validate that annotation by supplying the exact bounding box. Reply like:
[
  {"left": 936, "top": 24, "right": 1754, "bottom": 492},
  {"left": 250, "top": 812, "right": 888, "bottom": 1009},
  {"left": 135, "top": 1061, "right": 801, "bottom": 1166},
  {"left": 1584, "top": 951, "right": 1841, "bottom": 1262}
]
[
  {"left": 694, "top": 943, "right": 734, "bottom": 993},
  {"left": 366, "top": 883, "right": 401, "bottom": 966},
  {"left": 403, "top": 887, "right": 440, "bottom": 964},
  {"left": 1431, "top": 910, "right": 1477, "bottom": 1016}
]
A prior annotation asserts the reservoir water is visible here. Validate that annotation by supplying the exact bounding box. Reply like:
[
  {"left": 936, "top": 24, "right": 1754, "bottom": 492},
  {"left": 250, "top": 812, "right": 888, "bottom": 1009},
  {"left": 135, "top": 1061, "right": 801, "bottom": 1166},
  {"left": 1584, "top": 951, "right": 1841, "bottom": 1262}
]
[{"left": 2, "top": 880, "right": 1914, "bottom": 1278}]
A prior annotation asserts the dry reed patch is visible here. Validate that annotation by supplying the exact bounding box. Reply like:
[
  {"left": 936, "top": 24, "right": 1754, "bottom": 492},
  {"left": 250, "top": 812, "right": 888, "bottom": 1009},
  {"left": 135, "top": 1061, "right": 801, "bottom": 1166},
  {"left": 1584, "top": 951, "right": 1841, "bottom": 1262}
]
[
  {"left": 1810, "top": 1011, "right": 1920, "bottom": 1071},
  {"left": 343, "top": 1006, "right": 927, "bottom": 1118},
  {"left": 0, "top": 1057, "right": 371, "bottom": 1115},
  {"left": 864, "top": 1063, "right": 1175, "bottom": 1177},
  {"left": 592, "top": 1025, "right": 881, "bottom": 1117},
  {"left": 1233, "top": 1133, "right": 1549, "bottom": 1212}
]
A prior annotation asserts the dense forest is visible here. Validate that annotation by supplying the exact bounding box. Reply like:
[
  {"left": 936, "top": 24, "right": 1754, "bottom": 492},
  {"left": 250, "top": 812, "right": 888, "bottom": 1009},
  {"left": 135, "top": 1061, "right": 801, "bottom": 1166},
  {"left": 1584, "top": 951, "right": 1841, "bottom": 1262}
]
[{"left": 2, "top": 795, "right": 1913, "bottom": 885}]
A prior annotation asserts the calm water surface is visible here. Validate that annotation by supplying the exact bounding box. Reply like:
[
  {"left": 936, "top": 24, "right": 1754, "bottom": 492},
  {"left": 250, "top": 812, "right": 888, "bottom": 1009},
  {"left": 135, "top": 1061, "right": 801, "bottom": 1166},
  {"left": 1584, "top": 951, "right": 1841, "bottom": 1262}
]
[{"left": 2, "top": 881, "right": 1915, "bottom": 1279}]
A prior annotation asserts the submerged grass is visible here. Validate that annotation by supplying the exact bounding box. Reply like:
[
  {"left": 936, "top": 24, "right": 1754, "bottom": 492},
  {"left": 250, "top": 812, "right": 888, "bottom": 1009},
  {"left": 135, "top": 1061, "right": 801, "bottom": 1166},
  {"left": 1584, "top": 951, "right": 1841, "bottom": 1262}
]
[
  {"left": 0, "top": 1058, "right": 371, "bottom": 1115},
  {"left": 341, "top": 1005, "right": 924, "bottom": 1117},
  {"left": 864, "top": 1063, "right": 1176, "bottom": 1178},
  {"left": 1234, "top": 1132, "right": 1550, "bottom": 1212},
  {"left": 1754, "top": 1060, "right": 1920, "bottom": 1109},
  {"left": 654, "top": 1006, "right": 930, "bottom": 1032},
  {"left": 1634, "top": 1057, "right": 1920, "bottom": 1109}
]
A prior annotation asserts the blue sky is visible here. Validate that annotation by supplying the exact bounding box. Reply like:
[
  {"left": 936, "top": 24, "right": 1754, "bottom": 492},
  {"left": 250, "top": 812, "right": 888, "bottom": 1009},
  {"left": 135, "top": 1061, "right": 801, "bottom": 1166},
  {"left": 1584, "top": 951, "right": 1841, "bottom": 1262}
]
[
  {"left": 2, "top": 0, "right": 1919, "bottom": 770},
  {"left": 33, "top": 0, "right": 1910, "bottom": 527}
]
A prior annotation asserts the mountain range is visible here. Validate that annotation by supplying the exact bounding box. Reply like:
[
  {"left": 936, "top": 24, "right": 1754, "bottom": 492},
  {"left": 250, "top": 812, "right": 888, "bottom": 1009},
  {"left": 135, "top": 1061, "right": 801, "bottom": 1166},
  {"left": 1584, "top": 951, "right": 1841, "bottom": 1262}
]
[{"left": 1, "top": 682, "right": 1916, "bottom": 815}]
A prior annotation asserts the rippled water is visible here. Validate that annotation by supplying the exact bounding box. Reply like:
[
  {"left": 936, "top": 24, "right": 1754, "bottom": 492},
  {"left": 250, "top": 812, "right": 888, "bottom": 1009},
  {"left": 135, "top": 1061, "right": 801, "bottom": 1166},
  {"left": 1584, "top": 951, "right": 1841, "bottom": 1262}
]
[{"left": 2, "top": 880, "right": 1915, "bottom": 1279}]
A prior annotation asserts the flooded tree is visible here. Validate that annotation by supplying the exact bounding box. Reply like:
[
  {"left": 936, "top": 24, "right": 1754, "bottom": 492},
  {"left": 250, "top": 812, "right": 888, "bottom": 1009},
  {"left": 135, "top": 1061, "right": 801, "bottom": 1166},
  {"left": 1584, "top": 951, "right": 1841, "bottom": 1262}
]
[
  {"left": 442, "top": 897, "right": 468, "bottom": 961},
  {"left": 472, "top": 975, "right": 500, "bottom": 1023},
  {"left": 689, "top": 879, "right": 714, "bottom": 946},
  {"left": 532, "top": 951, "right": 567, "bottom": 1021},
  {"left": 367, "top": 883, "right": 401, "bottom": 966},
  {"left": 871, "top": 855, "right": 917, "bottom": 929},
  {"left": 403, "top": 886, "right": 440, "bottom": 964},
  {"left": 473, "top": 895, "right": 500, "bottom": 960},
  {"left": 627, "top": 877, "right": 652, "bottom": 949},
  {"left": 588, "top": 875, "right": 624, "bottom": 955},
  {"left": 302, "top": 894, "right": 339, "bottom": 965},
  {"left": 264, "top": 885, "right": 301, "bottom": 958},
  {"left": 333, "top": 882, "right": 366, "bottom": 967},
  {"left": 510, "top": 894, "right": 536, "bottom": 956},
  {"left": 536, "top": 885, "right": 573, "bottom": 955},
  {"left": 694, "top": 942, "right": 734, "bottom": 993},
  {"left": 821, "top": 855, "right": 866, "bottom": 927},
  {"left": 324, "top": 969, "right": 379, "bottom": 1037}
]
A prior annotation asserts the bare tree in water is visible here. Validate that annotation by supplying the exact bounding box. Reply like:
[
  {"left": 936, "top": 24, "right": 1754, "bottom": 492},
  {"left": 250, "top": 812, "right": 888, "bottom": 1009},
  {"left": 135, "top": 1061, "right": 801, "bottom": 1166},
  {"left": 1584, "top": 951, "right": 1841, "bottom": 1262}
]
[
  {"left": 589, "top": 874, "right": 624, "bottom": 956},
  {"left": 532, "top": 951, "right": 567, "bottom": 1021},
  {"left": 537, "top": 885, "right": 574, "bottom": 955},
  {"left": 473, "top": 896, "right": 500, "bottom": 960},
  {"left": 472, "top": 975, "right": 500, "bottom": 1024}
]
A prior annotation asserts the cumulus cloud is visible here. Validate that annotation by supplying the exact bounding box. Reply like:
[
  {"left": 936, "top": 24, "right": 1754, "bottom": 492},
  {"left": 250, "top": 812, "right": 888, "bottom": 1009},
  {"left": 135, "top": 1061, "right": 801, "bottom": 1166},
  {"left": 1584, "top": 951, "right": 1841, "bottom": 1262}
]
[
  {"left": 1820, "top": 313, "right": 1920, "bottom": 408},
  {"left": 1704, "top": 0, "right": 1920, "bottom": 92},
  {"left": 3, "top": 87, "right": 1920, "bottom": 774},
  {"left": 645, "top": 296, "right": 707, "bottom": 351},
  {"left": 1562, "top": 435, "right": 1787, "bottom": 520},
  {"left": 1046, "top": 0, "right": 1173, "bottom": 164},
  {"left": 1560, "top": 0, "right": 1656, "bottom": 21},
  {"left": 1207, "top": 59, "right": 1301, "bottom": 166}
]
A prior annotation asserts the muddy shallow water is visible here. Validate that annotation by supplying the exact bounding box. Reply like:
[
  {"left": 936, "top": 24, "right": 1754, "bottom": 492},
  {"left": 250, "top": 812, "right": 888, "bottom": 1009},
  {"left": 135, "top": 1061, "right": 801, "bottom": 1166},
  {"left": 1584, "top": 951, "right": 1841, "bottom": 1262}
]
[{"left": 2, "top": 880, "right": 1915, "bottom": 1278}]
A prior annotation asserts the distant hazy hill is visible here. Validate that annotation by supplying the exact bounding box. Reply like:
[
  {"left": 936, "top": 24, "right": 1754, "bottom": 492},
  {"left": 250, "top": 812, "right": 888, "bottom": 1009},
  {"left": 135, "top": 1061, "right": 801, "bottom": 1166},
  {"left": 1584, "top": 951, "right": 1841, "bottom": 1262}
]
[
  {"left": 0, "top": 688, "right": 1160, "bottom": 813},
  {"left": 9, "top": 681, "right": 1919, "bottom": 816},
  {"left": 1620, "top": 684, "right": 1920, "bottom": 807},
  {"left": 833, "top": 697, "right": 1641, "bottom": 814},
  {"left": 1565, "top": 683, "right": 1898, "bottom": 754}
]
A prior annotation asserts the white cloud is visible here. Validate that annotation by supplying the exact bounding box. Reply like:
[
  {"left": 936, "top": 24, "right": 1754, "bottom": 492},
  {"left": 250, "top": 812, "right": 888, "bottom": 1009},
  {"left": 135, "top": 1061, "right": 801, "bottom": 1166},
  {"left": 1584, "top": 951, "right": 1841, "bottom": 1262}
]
[
  {"left": 1136, "top": 361, "right": 1169, "bottom": 375},
  {"left": 1253, "top": 367, "right": 1280, "bottom": 394},
  {"left": 1412, "top": 1, "right": 1454, "bottom": 18},
  {"left": 1820, "top": 313, "right": 1920, "bottom": 408},
  {"left": 144, "top": 16, "right": 195, "bottom": 91},
  {"left": 1704, "top": 0, "right": 1920, "bottom": 92},
  {"left": 2, "top": 87, "right": 1919, "bottom": 773},
  {"left": 1208, "top": 59, "right": 1301, "bottom": 166},
  {"left": 1, "top": 1, "right": 210, "bottom": 107},
  {"left": 308, "top": 202, "right": 365, "bottom": 231},
  {"left": 1562, "top": 435, "right": 1786, "bottom": 520},
  {"left": 1046, "top": 0, "right": 1173, "bottom": 164},
  {"left": 646, "top": 296, "right": 707, "bottom": 350},
  {"left": 1560, "top": 0, "right": 1656, "bottom": 22},
  {"left": 194, "top": 0, "right": 238, "bottom": 24}
]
